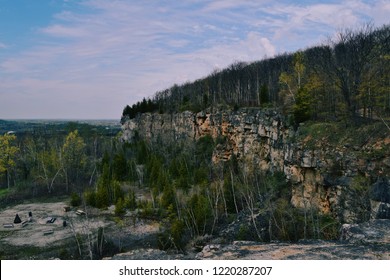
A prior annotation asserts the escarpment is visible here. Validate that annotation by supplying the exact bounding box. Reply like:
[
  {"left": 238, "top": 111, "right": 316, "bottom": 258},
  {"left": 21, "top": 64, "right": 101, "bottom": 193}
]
[{"left": 122, "top": 108, "right": 390, "bottom": 224}]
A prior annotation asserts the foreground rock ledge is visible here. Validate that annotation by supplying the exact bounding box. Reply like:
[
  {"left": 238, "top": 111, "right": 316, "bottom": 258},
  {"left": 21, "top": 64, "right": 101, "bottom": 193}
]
[{"left": 108, "top": 220, "right": 390, "bottom": 260}]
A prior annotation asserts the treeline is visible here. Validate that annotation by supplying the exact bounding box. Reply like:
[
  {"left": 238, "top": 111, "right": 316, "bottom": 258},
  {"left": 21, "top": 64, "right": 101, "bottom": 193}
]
[
  {"left": 0, "top": 124, "right": 122, "bottom": 199},
  {"left": 122, "top": 24, "right": 390, "bottom": 123}
]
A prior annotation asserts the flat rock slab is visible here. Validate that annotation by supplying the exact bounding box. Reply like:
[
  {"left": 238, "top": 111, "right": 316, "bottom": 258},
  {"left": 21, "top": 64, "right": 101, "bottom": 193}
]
[
  {"left": 0, "top": 202, "right": 113, "bottom": 247},
  {"left": 108, "top": 239, "right": 390, "bottom": 260}
]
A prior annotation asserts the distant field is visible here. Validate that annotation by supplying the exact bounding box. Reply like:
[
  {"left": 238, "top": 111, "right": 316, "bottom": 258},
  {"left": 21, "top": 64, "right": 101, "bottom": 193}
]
[{"left": 0, "top": 119, "right": 121, "bottom": 136}]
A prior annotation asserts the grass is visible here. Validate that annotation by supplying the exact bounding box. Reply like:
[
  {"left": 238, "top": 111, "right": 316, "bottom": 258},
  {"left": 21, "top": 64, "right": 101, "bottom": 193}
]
[
  {"left": 296, "top": 120, "right": 389, "bottom": 151},
  {"left": 296, "top": 121, "right": 342, "bottom": 149},
  {"left": 0, "top": 188, "right": 9, "bottom": 198}
]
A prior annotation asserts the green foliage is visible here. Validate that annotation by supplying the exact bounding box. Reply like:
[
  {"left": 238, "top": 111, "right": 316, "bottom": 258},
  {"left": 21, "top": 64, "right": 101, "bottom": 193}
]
[
  {"left": 195, "top": 135, "right": 215, "bottom": 162},
  {"left": 175, "top": 175, "right": 189, "bottom": 190},
  {"left": 84, "top": 190, "right": 96, "bottom": 207},
  {"left": 296, "top": 122, "right": 341, "bottom": 148},
  {"left": 263, "top": 171, "right": 290, "bottom": 198},
  {"left": 70, "top": 192, "right": 82, "bottom": 207},
  {"left": 112, "top": 152, "right": 127, "bottom": 181},
  {"left": 0, "top": 133, "right": 19, "bottom": 188},
  {"left": 0, "top": 133, "right": 19, "bottom": 172},
  {"left": 139, "top": 200, "right": 159, "bottom": 219},
  {"left": 350, "top": 175, "right": 370, "bottom": 193},
  {"left": 319, "top": 214, "right": 341, "bottom": 240},
  {"left": 112, "top": 180, "right": 124, "bottom": 203},
  {"left": 187, "top": 193, "right": 212, "bottom": 235},
  {"left": 124, "top": 189, "right": 137, "bottom": 210},
  {"left": 293, "top": 87, "right": 313, "bottom": 124},
  {"left": 114, "top": 198, "right": 126, "bottom": 217},
  {"left": 122, "top": 98, "right": 159, "bottom": 121},
  {"left": 0, "top": 188, "right": 9, "bottom": 198},
  {"left": 161, "top": 184, "right": 176, "bottom": 210},
  {"left": 158, "top": 217, "right": 186, "bottom": 251},
  {"left": 36, "top": 147, "right": 63, "bottom": 193},
  {"left": 95, "top": 185, "right": 110, "bottom": 209},
  {"left": 170, "top": 218, "right": 185, "bottom": 249},
  {"left": 193, "top": 164, "right": 209, "bottom": 185},
  {"left": 269, "top": 197, "right": 341, "bottom": 241},
  {"left": 259, "top": 84, "right": 269, "bottom": 106},
  {"left": 62, "top": 130, "right": 87, "bottom": 188},
  {"left": 96, "top": 162, "right": 112, "bottom": 207},
  {"left": 237, "top": 224, "right": 252, "bottom": 240}
]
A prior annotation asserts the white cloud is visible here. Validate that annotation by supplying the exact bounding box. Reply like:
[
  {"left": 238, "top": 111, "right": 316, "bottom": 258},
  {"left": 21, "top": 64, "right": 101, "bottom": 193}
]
[
  {"left": 41, "top": 24, "right": 88, "bottom": 38},
  {"left": 0, "top": 0, "right": 388, "bottom": 119}
]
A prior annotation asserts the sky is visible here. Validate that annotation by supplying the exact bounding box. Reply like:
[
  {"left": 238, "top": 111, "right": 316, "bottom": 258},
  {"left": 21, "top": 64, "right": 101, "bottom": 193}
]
[{"left": 0, "top": 0, "right": 389, "bottom": 120}]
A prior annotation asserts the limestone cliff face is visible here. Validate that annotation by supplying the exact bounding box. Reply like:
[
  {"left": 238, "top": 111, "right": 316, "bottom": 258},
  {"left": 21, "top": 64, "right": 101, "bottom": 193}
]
[{"left": 121, "top": 109, "right": 390, "bottom": 223}]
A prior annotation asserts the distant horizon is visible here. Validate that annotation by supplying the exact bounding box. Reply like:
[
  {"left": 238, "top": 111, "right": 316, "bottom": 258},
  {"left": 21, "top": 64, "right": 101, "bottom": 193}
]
[
  {"left": 0, "top": 118, "right": 121, "bottom": 123},
  {"left": 1, "top": 1, "right": 388, "bottom": 119},
  {"left": 1, "top": 118, "right": 120, "bottom": 121}
]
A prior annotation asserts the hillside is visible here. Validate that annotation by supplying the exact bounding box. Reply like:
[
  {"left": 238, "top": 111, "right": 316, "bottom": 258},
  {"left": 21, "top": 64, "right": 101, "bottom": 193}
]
[
  {"left": 122, "top": 24, "right": 390, "bottom": 125},
  {"left": 118, "top": 24, "right": 390, "bottom": 258}
]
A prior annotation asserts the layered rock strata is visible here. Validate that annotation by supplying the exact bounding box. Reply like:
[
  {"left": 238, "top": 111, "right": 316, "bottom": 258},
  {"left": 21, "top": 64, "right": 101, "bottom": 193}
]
[{"left": 121, "top": 109, "right": 390, "bottom": 223}]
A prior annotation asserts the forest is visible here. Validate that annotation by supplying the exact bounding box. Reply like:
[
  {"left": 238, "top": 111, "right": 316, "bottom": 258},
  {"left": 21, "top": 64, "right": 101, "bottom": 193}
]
[
  {"left": 0, "top": 118, "right": 341, "bottom": 255},
  {"left": 122, "top": 24, "right": 390, "bottom": 125}
]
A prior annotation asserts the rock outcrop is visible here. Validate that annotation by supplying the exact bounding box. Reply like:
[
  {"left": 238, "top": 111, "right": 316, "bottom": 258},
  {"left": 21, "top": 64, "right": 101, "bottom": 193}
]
[
  {"left": 121, "top": 108, "right": 390, "bottom": 223},
  {"left": 108, "top": 228, "right": 390, "bottom": 260},
  {"left": 340, "top": 219, "right": 390, "bottom": 245}
]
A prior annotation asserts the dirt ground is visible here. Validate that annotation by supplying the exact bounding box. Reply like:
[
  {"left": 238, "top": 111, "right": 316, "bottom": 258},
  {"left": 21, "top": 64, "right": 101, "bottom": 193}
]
[{"left": 0, "top": 201, "right": 160, "bottom": 259}]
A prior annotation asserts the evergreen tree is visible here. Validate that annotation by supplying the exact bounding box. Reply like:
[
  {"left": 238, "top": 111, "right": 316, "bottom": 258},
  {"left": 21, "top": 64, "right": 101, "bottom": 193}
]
[{"left": 0, "top": 133, "right": 19, "bottom": 189}]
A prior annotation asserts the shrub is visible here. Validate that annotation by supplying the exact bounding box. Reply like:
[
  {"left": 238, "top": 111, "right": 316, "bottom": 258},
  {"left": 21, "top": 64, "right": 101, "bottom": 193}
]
[
  {"left": 157, "top": 218, "right": 186, "bottom": 251},
  {"left": 84, "top": 190, "right": 96, "bottom": 207},
  {"left": 114, "top": 198, "right": 126, "bottom": 217},
  {"left": 124, "top": 189, "right": 137, "bottom": 210},
  {"left": 95, "top": 185, "right": 110, "bottom": 209},
  {"left": 70, "top": 192, "right": 82, "bottom": 207}
]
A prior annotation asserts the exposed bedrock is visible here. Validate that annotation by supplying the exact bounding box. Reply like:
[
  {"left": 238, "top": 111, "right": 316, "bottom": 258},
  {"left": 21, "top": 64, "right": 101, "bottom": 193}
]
[{"left": 122, "top": 108, "right": 390, "bottom": 223}]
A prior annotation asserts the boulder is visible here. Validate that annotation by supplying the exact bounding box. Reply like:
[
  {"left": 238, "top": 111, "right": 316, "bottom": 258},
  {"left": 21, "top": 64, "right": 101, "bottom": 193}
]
[
  {"left": 340, "top": 219, "right": 390, "bottom": 244},
  {"left": 371, "top": 177, "right": 390, "bottom": 203}
]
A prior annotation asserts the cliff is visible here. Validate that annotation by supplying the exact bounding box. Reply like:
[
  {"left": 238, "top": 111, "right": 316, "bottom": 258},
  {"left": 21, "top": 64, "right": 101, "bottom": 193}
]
[{"left": 121, "top": 108, "right": 390, "bottom": 224}]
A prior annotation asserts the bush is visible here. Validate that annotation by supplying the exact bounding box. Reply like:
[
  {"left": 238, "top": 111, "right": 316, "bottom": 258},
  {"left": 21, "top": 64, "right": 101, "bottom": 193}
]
[
  {"left": 84, "top": 190, "right": 96, "bottom": 207},
  {"left": 158, "top": 218, "right": 186, "bottom": 251},
  {"left": 124, "top": 190, "right": 137, "bottom": 210},
  {"left": 70, "top": 192, "right": 82, "bottom": 207},
  {"left": 95, "top": 186, "right": 110, "bottom": 209},
  {"left": 319, "top": 214, "right": 340, "bottom": 240},
  {"left": 114, "top": 198, "right": 126, "bottom": 217},
  {"left": 237, "top": 224, "right": 251, "bottom": 240}
]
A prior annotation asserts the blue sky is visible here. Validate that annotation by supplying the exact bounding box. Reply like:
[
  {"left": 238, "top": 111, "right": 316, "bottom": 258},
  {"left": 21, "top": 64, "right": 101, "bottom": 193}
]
[{"left": 0, "top": 0, "right": 389, "bottom": 119}]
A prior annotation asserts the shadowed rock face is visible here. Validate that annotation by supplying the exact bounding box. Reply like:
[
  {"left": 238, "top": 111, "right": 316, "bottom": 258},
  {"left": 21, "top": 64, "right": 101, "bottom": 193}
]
[
  {"left": 377, "top": 204, "right": 390, "bottom": 219},
  {"left": 340, "top": 219, "right": 390, "bottom": 244},
  {"left": 122, "top": 108, "right": 390, "bottom": 224},
  {"left": 371, "top": 178, "right": 390, "bottom": 203}
]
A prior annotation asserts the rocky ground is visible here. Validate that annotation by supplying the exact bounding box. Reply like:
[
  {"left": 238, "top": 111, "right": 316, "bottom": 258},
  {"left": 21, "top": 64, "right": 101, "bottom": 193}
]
[
  {"left": 110, "top": 219, "right": 390, "bottom": 260},
  {"left": 1, "top": 201, "right": 389, "bottom": 260},
  {"left": 109, "top": 239, "right": 390, "bottom": 260},
  {"left": 0, "top": 201, "right": 159, "bottom": 259}
]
